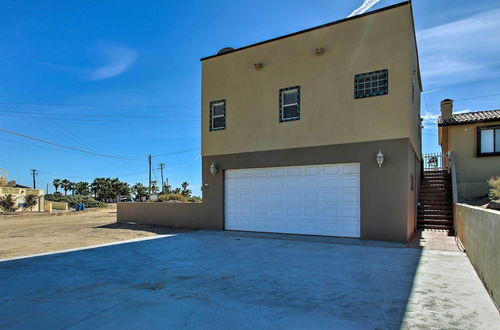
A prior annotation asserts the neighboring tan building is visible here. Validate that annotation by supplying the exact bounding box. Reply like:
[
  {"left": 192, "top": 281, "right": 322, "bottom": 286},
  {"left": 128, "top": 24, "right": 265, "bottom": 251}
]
[
  {"left": 119, "top": 1, "right": 422, "bottom": 243},
  {"left": 438, "top": 99, "right": 500, "bottom": 199},
  {"left": 0, "top": 169, "right": 45, "bottom": 212}
]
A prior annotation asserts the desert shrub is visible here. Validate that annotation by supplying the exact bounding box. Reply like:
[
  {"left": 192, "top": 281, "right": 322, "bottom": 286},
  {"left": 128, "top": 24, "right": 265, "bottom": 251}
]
[
  {"left": 45, "top": 194, "right": 105, "bottom": 208},
  {"left": 158, "top": 193, "right": 188, "bottom": 203},
  {"left": 24, "top": 194, "right": 39, "bottom": 211},
  {"left": 188, "top": 196, "right": 202, "bottom": 203},
  {"left": 488, "top": 176, "right": 500, "bottom": 200},
  {"left": 0, "top": 194, "right": 18, "bottom": 212}
]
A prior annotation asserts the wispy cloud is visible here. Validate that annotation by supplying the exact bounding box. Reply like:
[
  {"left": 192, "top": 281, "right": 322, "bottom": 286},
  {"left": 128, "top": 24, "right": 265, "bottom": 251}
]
[
  {"left": 38, "top": 43, "right": 137, "bottom": 81},
  {"left": 421, "top": 109, "right": 470, "bottom": 128},
  {"left": 87, "top": 44, "right": 137, "bottom": 81},
  {"left": 348, "top": 0, "right": 381, "bottom": 17},
  {"left": 417, "top": 8, "right": 500, "bottom": 86},
  {"left": 421, "top": 111, "right": 440, "bottom": 128}
]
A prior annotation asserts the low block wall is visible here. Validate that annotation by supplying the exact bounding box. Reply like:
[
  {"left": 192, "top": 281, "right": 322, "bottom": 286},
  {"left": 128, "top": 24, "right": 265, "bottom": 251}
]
[
  {"left": 455, "top": 203, "right": 500, "bottom": 310},
  {"left": 44, "top": 202, "right": 53, "bottom": 212},
  {"left": 117, "top": 202, "right": 218, "bottom": 230},
  {"left": 50, "top": 202, "right": 68, "bottom": 210}
]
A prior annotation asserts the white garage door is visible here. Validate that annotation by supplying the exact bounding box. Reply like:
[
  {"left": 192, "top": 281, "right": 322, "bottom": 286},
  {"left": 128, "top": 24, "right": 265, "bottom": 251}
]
[{"left": 224, "top": 163, "right": 360, "bottom": 237}]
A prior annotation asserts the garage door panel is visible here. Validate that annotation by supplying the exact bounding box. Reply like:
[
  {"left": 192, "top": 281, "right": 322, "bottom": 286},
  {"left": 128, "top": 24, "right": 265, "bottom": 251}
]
[
  {"left": 304, "top": 192, "right": 320, "bottom": 202},
  {"left": 342, "top": 164, "right": 360, "bottom": 174},
  {"left": 225, "top": 163, "right": 360, "bottom": 238}
]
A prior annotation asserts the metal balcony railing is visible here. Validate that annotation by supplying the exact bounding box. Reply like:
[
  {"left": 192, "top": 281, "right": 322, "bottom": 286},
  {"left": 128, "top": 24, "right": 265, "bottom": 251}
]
[{"left": 422, "top": 153, "right": 449, "bottom": 172}]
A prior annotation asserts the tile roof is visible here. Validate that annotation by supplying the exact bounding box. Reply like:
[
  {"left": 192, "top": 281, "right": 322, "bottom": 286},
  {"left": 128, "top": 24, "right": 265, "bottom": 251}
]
[{"left": 438, "top": 110, "right": 500, "bottom": 126}]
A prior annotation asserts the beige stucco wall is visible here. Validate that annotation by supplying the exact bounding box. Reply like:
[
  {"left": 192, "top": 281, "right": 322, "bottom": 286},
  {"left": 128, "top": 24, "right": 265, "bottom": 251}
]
[
  {"left": 455, "top": 203, "right": 500, "bottom": 310},
  {"left": 50, "top": 201, "right": 68, "bottom": 211},
  {"left": 0, "top": 187, "right": 45, "bottom": 212},
  {"left": 201, "top": 3, "right": 420, "bottom": 158},
  {"left": 442, "top": 122, "right": 500, "bottom": 198},
  {"left": 119, "top": 138, "right": 419, "bottom": 243}
]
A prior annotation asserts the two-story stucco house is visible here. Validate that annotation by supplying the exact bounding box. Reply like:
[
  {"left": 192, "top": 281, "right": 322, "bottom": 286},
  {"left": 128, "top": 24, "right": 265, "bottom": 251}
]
[
  {"left": 438, "top": 99, "right": 500, "bottom": 199},
  {"left": 118, "top": 1, "right": 422, "bottom": 243},
  {"left": 199, "top": 1, "right": 421, "bottom": 242}
]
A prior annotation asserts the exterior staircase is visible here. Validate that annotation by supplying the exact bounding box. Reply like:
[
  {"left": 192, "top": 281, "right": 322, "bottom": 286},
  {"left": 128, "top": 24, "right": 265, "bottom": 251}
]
[{"left": 418, "top": 168, "right": 454, "bottom": 231}]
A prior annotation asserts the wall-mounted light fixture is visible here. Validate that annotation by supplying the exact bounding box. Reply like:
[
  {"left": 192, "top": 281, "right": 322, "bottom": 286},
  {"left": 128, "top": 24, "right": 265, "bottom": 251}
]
[
  {"left": 254, "top": 62, "right": 263, "bottom": 71},
  {"left": 376, "top": 150, "right": 384, "bottom": 168},
  {"left": 210, "top": 162, "right": 218, "bottom": 176},
  {"left": 314, "top": 47, "right": 324, "bottom": 56}
]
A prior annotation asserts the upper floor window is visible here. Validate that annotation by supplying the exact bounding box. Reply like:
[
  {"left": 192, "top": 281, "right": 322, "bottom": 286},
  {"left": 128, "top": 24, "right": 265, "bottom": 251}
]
[
  {"left": 209, "top": 100, "right": 226, "bottom": 131},
  {"left": 354, "top": 69, "right": 388, "bottom": 99},
  {"left": 478, "top": 125, "right": 500, "bottom": 156},
  {"left": 279, "top": 86, "right": 300, "bottom": 122}
]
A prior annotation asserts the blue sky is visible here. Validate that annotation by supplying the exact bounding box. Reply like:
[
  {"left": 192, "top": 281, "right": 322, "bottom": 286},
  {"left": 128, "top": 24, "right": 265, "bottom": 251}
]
[{"left": 1, "top": 0, "right": 500, "bottom": 195}]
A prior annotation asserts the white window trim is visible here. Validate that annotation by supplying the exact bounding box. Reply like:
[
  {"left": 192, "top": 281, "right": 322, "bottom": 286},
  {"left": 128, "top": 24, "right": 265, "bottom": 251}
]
[
  {"left": 477, "top": 126, "right": 500, "bottom": 156},
  {"left": 210, "top": 101, "right": 225, "bottom": 131},
  {"left": 280, "top": 88, "right": 300, "bottom": 121}
]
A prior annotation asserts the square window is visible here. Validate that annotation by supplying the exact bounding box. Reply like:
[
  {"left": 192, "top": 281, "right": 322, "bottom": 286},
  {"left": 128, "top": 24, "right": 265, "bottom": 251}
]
[
  {"left": 283, "top": 90, "right": 298, "bottom": 104},
  {"left": 279, "top": 86, "right": 300, "bottom": 122},
  {"left": 354, "top": 69, "right": 388, "bottom": 99},
  {"left": 478, "top": 126, "right": 500, "bottom": 156},
  {"left": 209, "top": 100, "right": 226, "bottom": 131},
  {"left": 283, "top": 105, "right": 299, "bottom": 119}
]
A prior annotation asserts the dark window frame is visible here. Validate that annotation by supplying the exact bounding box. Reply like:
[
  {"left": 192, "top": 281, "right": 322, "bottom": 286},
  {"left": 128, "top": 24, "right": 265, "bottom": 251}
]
[
  {"left": 209, "top": 99, "right": 226, "bottom": 131},
  {"left": 477, "top": 124, "right": 500, "bottom": 157},
  {"left": 279, "top": 86, "right": 301, "bottom": 122},
  {"left": 354, "top": 69, "right": 389, "bottom": 99}
]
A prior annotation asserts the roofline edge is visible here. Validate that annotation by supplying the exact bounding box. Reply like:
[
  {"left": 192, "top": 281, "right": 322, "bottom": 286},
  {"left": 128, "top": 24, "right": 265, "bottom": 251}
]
[{"left": 200, "top": 1, "right": 411, "bottom": 61}]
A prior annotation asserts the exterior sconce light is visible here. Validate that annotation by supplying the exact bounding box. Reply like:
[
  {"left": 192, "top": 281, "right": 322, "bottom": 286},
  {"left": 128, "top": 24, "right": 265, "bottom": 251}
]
[
  {"left": 254, "top": 62, "right": 263, "bottom": 71},
  {"left": 376, "top": 150, "right": 384, "bottom": 168},
  {"left": 314, "top": 47, "right": 324, "bottom": 55},
  {"left": 210, "top": 162, "right": 218, "bottom": 176}
]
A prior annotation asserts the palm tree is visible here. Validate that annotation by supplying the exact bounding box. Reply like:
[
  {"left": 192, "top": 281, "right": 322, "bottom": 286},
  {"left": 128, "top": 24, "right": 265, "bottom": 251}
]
[
  {"left": 151, "top": 180, "right": 160, "bottom": 196},
  {"left": 53, "top": 179, "right": 61, "bottom": 193},
  {"left": 181, "top": 181, "right": 192, "bottom": 197},
  {"left": 75, "top": 182, "right": 90, "bottom": 196},
  {"left": 61, "top": 179, "right": 71, "bottom": 196},
  {"left": 132, "top": 183, "right": 148, "bottom": 202}
]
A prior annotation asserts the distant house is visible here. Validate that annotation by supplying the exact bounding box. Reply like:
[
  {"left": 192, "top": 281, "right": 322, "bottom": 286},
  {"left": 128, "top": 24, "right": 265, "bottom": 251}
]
[
  {"left": 438, "top": 99, "right": 500, "bottom": 199},
  {"left": 0, "top": 169, "right": 45, "bottom": 212}
]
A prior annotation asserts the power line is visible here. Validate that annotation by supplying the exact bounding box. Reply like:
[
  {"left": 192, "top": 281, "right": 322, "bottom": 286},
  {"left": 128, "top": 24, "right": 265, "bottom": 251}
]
[
  {"left": 454, "top": 93, "right": 500, "bottom": 102},
  {"left": 152, "top": 147, "right": 200, "bottom": 157},
  {"left": 0, "top": 114, "right": 198, "bottom": 123},
  {"left": 0, "top": 133, "right": 200, "bottom": 161},
  {"left": 0, "top": 136, "right": 87, "bottom": 156},
  {"left": 0, "top": 109, "right": 198, "bottom": 119},
  {"left": 38, "top": 169, "right": 149, "bottom": 180},
  {"left": 0, "top": 127, "right": 141, "bottom": 160},
  {"left": 0, "top": 102, "right": 198, "bottom": 108}
]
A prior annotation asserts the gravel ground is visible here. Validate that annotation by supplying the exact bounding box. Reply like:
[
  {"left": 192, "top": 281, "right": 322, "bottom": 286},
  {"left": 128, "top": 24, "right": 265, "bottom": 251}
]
[{"left": 0, "top": 204, "right": 184, "bottom": 259}]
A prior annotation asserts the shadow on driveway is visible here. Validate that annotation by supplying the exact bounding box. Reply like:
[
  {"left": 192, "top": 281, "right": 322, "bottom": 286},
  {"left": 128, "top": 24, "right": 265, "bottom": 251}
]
[{"left": 0, "top": 231, "right": 497, "bottom": 329}]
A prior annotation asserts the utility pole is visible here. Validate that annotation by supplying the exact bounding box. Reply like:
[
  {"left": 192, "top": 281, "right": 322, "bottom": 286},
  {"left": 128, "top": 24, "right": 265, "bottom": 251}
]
[
  {"left": 30, "top": 169, "right": 38, "bottom": 189},
  {"left": 148, "top": 155, "right": 152, "bottom": 198},
  {"left": 46, "top": 183, "right": 49, "bottom": 194},
  {"left": 157, "top": 163, "right": 166, "bottom": 192}
]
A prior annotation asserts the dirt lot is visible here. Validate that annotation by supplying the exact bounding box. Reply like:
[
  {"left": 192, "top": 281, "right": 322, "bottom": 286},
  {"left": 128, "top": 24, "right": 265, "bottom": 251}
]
[{"left": 0, "top": 204, "right": 181, "bottom": 259}]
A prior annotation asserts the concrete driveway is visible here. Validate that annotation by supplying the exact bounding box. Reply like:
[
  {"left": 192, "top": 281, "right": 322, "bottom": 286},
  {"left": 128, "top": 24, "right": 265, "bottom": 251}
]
[{"left": 0, "top": 231, "right": 498, "bottom": 329}]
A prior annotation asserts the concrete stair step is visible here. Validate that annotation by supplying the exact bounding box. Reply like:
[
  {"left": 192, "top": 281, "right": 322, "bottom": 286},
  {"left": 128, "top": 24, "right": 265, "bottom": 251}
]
[
  {"left": 418, "top": 210, "right": 452, "bottom": 216},
  {"left": 417, "top": 224, "right": 454, "bottom": 230},
  {"left": 418, "top": 205, "right": 452, "bottom": 210}
]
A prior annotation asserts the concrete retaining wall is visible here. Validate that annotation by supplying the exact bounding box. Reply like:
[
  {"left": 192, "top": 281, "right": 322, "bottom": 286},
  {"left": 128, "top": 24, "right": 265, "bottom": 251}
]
[
  {"left": 50, "top": 202, "right": 68, "bottom": 211},
  {"left": 455, "top": 203, "right": 500, "bottom": 310},
  {"left": 117, "top": 202, "right": 217, "bottom": 230}
]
